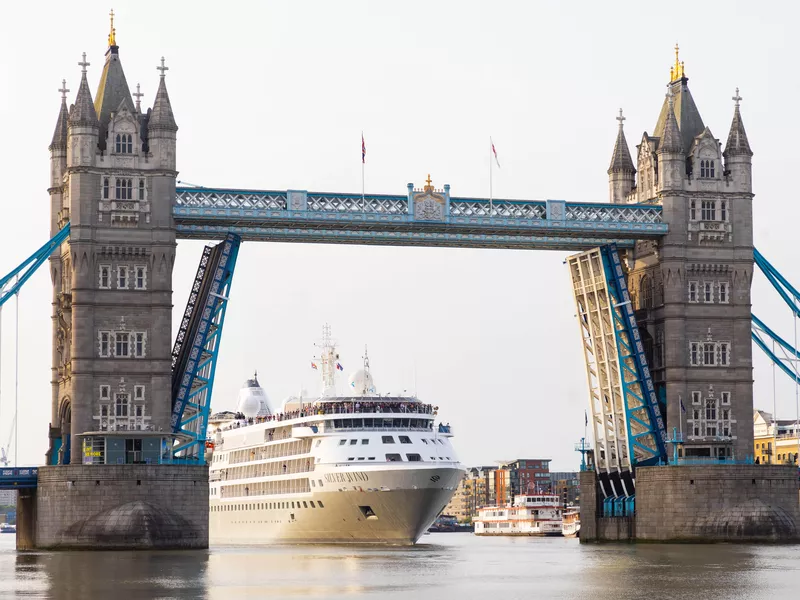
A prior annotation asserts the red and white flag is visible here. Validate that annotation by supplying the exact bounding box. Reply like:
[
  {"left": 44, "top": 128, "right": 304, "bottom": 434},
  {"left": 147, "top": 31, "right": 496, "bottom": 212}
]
[{"left": 491, "top": 137, "right": 500, "bottom": 168}]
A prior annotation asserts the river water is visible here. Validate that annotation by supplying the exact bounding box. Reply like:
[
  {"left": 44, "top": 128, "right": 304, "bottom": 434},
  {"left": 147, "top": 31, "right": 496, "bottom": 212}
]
[{"left": 1, "top": 534, "right": 799, "bottom": 599}]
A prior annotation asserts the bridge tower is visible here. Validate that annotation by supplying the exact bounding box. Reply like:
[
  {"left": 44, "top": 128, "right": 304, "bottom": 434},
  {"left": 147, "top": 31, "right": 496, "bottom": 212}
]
[
  {"left": 48, "top": 24, "right": 177, "bottom": 463},
  {"left": 30, "top": 18, "right": 206, "bottom": 550},
  {"left": 609, "top": 47, "right": 754, "bottom": 461}
]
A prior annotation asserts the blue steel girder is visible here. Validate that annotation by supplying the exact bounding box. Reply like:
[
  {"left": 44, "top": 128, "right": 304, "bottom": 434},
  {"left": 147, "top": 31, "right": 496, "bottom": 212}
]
[
  {"left": 0, "top": 224, "right": 70, "bottom": 307},
  {"left": 600, "top": 245, "right": 669, "bottom": 466},
  {"left": 171, "top": 233, "right": 241, "bottom": 463},
  {"left": 173, "top": 187, "right": 667, "bottom": 250},
  {"left": 0, "top": 467, "right": 38, "bottom": 490}
]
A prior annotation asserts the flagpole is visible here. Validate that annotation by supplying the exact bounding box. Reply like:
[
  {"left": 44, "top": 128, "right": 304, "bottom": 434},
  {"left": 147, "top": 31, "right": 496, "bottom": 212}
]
[
  {"left": 361, "top": 131, "right": 365, "bottom": 213},
  {"left": 489, "top": 137, "right": 493, "bottom": 217}
]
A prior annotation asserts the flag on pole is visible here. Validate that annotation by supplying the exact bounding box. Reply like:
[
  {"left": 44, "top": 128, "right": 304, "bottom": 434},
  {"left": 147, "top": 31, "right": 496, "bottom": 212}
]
[
  {"left": 336, "top": 362, "right": 344, "bottom": 371},
  {"left": 585, "top": 410, "right": 588, "bottom": 426},
  {"left": 362, "top": 133, "right": 366, "bottom": 164},
  {"left": 311, "top": 362, "right": 318, "bottom": 370},
  {"left": 680, "top": 396, "right": 686, "bottom": 413},
  {"left": 491, "top": 137, "right": 500, "bottom": 168}
]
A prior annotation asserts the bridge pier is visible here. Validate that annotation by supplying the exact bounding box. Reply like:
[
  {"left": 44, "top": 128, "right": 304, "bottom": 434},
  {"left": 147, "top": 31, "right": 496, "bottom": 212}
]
[
  {"left": 16, "top": 488, "right": 37, "bottom": 551},
  {"left": 580, "top": 465, "right": 800, "bottom": 542},
  {"left": 34, "top": 465, "right": 207, "bottom": 550}
]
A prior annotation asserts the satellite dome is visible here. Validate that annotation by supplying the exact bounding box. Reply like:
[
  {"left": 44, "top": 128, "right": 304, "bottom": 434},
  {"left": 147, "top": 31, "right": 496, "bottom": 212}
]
[
  {"left": 348, "top": 369, "right": 376, "bottom": 396},
  {"left": 236, "top": 372, "right": 271, "bottom": 418}
]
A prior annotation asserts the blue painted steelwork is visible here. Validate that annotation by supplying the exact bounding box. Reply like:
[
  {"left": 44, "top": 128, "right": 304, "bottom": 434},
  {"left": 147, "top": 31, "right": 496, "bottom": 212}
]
[
  {"left": 0, "top": 224, "right": 70, "bottom": 306},
  {"left": 170, "top": 233, "right": 241, "bottom": 463},
  {"left": 0, "top": 467, "right": 38, "bottom": 490},
  {"left": 752, "top": 248, "right": 800, "bottom": 381},
  {"left": 600, "top": 245, "right": 668, "bottom": 466},
  {"left": 173, "top": 186, "right": 667, "bottom": 250}
]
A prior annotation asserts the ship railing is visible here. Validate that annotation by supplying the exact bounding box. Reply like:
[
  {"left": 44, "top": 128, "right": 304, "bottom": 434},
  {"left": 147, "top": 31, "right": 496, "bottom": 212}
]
[{"left": 321, "top": 425, "right": 435, "bottom": 433}]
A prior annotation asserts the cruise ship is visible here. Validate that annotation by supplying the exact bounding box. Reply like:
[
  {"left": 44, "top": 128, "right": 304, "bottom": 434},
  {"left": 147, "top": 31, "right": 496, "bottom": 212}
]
[{"left": 208, "top": 328, "right": 464, "bottom": 545}]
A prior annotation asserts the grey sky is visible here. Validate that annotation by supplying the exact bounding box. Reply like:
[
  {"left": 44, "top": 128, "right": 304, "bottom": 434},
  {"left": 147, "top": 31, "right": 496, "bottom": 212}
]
[{"left": 0, "top": 0, "right": 798, "bottom": 469}]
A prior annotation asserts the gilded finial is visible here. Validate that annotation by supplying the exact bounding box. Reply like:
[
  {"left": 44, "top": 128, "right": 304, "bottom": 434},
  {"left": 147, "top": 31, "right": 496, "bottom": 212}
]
[
  {"left": 424, "top": 174, "right": 433, "bottom": 191},
  {"left": 670, "top": 43, "right": 685, "bottom": 82},
  {"left": 108, "top": 9, "right": 116, "bottom": 47}
]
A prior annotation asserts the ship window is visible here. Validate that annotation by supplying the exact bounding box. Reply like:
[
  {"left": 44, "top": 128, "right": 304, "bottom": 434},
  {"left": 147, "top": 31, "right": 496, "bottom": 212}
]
[
  {"left": 382, "top": 436, "right": 395, "bottom": 444},
  {"left": 349, "top": 439, "right": 357, "bottom": 445},
  {"left": 303, "top": 502, "right": 308, "bottom": 508},
  {"left": 310, "top": 501, "right": 315, "bottom": 508},
  {"left": 399, "top": 436, "right": 412, "bottom": 444},
  {"left": 431, "top": 456, "right": 437, "bottom": 460},
  {"left": 386, "top": 454, "right": 402, "bottom": 462},
  {"left": 311, "top": 480, "right": 315, "bottom": 487},
  {"left": 438, "top": 440, "right": 445, "bottom": 445},
  {"left": 361, "top": 439, "right": 369, "bottom": 445},
  {"left": 315, "top": 440, "right": 321, "bottom": 447},
  {"left": 318, "top": 480, "right": 323, "bottom": 486},
  {"left": 368, "top": 457, "right": 375, "bottom": 460},
  {"left": 291, "top": 502, "right": 295, "bottom": 508},
  {"left": 338, "top": 440, "right": 346, "bottom": 446},
  {"left": 406, "top": 453, "right": 422, "bottom": 462},
  {"left": 347, "top": 457, "right": 355, "bottom": 461},
  {"left": 318, "top": 501, "right": 324, "bottom": 508},
  {"left": 421, "top": 439, "right": 428, "bottom": 444}
]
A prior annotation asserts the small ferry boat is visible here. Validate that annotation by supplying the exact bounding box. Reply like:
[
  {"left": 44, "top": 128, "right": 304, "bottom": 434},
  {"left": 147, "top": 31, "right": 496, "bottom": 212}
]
[
  {"left": 561, "top": 507, "right": 580, "bottom": 538},
  {"left": 473, "top": 493, "right": 563, "bottom": 536},
  {"left": 0, "top": 523, "right": 16, "bottom": 534}
]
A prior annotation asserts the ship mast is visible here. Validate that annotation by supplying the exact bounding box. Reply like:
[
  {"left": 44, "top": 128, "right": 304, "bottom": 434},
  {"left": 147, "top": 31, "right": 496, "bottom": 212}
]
[{"left": 319, "top": 324, "right": 338, "bottom": 397}]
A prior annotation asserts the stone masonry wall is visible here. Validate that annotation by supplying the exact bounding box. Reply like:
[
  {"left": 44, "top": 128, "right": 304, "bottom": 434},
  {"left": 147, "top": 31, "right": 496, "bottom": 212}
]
[
  {"left": 635, "top": 465, "right": 800, "bottom": 541},
  {"left": 579, "top": 470, "right": 598, "bottom": 542},
  {"left": 35, "top": 464, "right": 208, "bottom": 549}
]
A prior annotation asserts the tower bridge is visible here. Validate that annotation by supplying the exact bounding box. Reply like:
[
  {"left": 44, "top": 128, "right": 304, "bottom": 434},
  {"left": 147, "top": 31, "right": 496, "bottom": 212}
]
[{"left": 3, "top": 26, "right": 800, "bottom": 549}]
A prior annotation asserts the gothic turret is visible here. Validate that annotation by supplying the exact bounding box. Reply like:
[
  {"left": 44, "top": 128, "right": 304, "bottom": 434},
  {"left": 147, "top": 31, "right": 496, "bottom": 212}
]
[
  {"left": 607, "top": 109, "right": 636, "bottom": 203},
  {"left": 148, "top": 57, "right": 178, "bottom": 170},
  {"left": 657, "top": 87, "right": 684, "bottom": 189},
  {"left": 67, "top": 54, "right": 98, "bottom": 168},
  {"left": 723, "top": 88, "right": 753, "bottom": 193},
  {"left": 50, "top": 81, "right": 70, "bottom": 152}
]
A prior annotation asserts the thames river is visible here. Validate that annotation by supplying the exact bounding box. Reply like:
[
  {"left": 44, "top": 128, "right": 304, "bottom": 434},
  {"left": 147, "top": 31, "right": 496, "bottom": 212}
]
[{"left": 2, "top": 534, "right": 800, "bottom": 599}]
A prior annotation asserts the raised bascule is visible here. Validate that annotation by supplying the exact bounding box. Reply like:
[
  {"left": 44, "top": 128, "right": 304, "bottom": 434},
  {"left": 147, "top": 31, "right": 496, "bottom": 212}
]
[{"left": 1, "top": 23, "right": 799, "bottom": 548}]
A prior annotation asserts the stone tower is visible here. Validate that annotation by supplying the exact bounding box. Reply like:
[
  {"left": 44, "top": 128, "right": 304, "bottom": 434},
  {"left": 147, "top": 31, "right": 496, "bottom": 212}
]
[
  {"left": 606, "top": 46, "right": 754, "bottom": 460},
  {"left": 47, "top": 22, "right": 178, "bottom": 464}
]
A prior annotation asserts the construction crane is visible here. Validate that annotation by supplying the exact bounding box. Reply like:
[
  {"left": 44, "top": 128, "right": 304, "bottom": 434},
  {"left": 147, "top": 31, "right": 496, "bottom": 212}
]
[{"left": 0, "top": 413, "right": 15, "bottom": 466}]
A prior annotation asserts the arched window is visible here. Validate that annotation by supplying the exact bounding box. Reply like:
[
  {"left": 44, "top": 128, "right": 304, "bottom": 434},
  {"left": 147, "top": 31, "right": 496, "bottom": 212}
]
[
  {"left": 139, "top": 180, "right": 145, "bottom": 200},
  {"left": 115, "top": 179, "right": 122, "bottom": 199},
  {"left": 126, "top": 134, "right": 133, "bottom": 154},
  {"left": 640, "top": 275, "right": 653, "bottom": 309},
  {"left": 103, "top": 178, "right": 109, "bottom": 199},
  {"left": 115, "top": 134, "right": 121, "bottom": 154},
  {"left": 699, "top": 160, "right": 706, "bottom": 178},
  {"left": 709, "top": 160, "right": 715, "bottom": 178},
  {"left": 126, "top": 179, "right": 133, "bottom": 199}
]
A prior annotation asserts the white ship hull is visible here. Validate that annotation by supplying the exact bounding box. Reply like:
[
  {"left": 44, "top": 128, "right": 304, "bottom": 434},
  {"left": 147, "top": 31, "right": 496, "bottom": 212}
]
[{"left": 210, "top": 466, "right": 462, "bottom": 544}]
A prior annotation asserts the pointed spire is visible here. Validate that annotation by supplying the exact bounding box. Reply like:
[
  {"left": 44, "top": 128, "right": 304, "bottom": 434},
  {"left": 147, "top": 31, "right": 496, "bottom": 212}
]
[
  {"left": 50, "top": 80, "right": 70, "bottom": 150},
  {"left": 608, "top": 108, "right": 635, "bottom": 174},
  {"left": 149, "top": 57, "right": 178, "bottom": 131},
  {"left": 724, "top": 87, "right": 753, "bottom": 157},
  {"left": 69, "top": 53, "right": 98, "bottom": 127},
  {"left": 94, "top": 24, "right": 134, "bottom": 150},
  {"left": 660, "top": 86, "right": 682, "bottom": 153}
]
